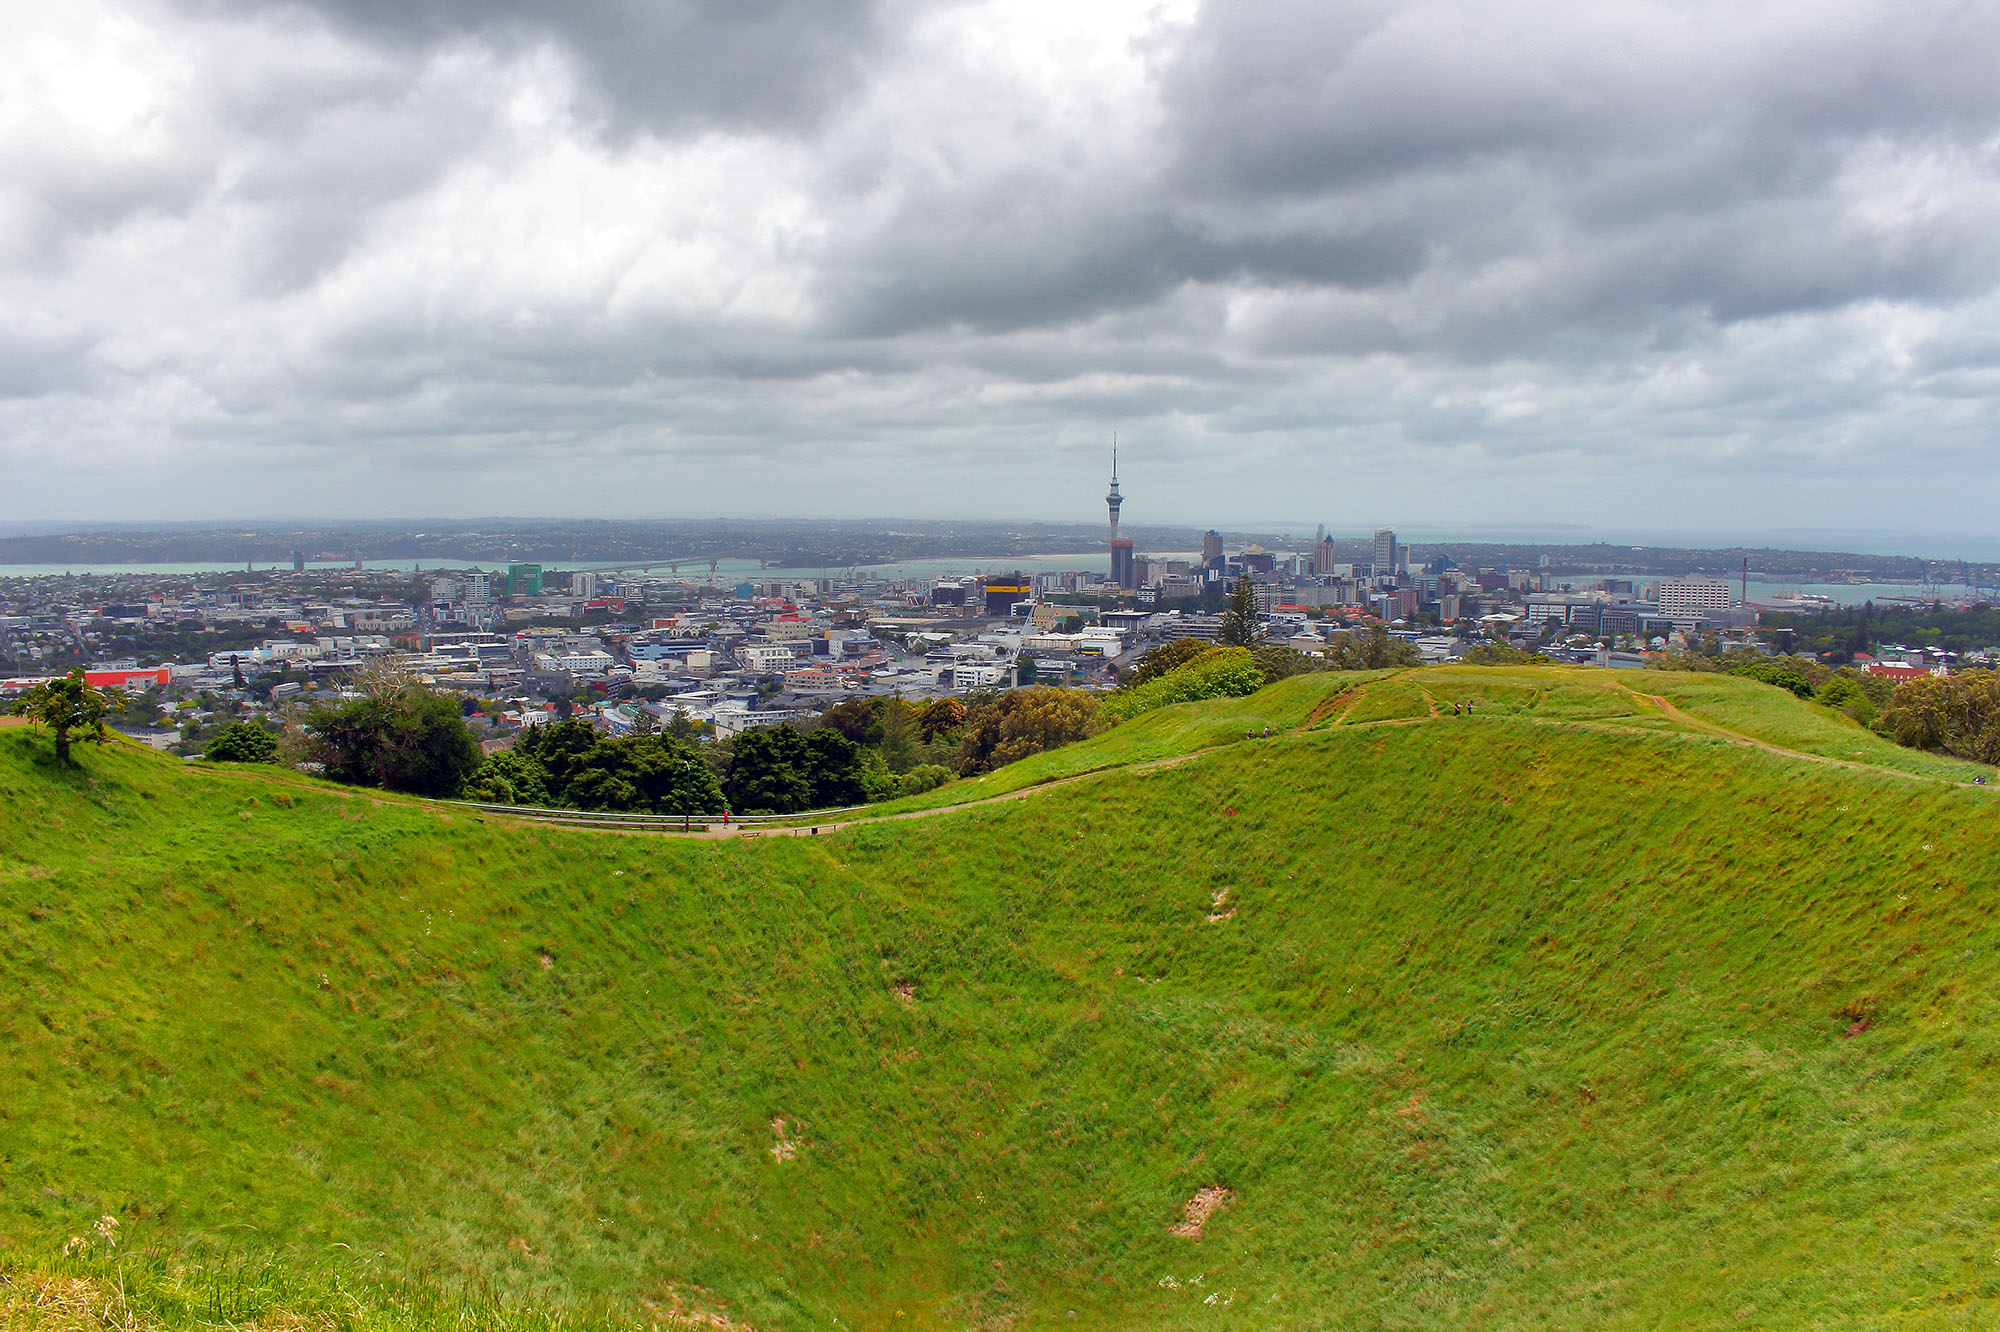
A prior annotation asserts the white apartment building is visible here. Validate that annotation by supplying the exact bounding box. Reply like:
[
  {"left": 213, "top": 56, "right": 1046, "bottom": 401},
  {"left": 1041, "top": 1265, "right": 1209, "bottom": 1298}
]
[
  {"left": 1657, "top": 581, "right": 1733, "bottom": 621},
  {"left": 532, "top": 648, "right": 616, "bottom": 675},
  {"left": 738, "top": 642, "right": 797, "bottom": 673}
]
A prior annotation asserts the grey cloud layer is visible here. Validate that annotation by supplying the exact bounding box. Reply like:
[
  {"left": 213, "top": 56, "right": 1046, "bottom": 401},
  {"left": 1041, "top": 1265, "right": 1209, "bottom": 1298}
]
[
  {"left": 4, "top": 0, "right": 2000, "bottom": 530},
  {"left": 194, "top": 0, "right": 893, "bottom": 133}
]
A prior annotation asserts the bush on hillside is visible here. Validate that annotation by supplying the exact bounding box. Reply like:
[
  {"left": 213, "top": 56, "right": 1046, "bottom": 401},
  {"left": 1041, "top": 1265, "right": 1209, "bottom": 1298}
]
[
  {"left": 1125, "top": 637, "right": 1218, "bottom": 688},
  {"left": 461, "top": 748, "right": 553, "bottom": 807},
  {"left": 1815, "top": 672, "right": 1886, "bottom": 726},
  {"left": 955, "top": 686, "right": 1105, "bottom": 774},
  {"left": 1102, "top": 647, "right": 1263, "bottom": 722},
  {"left": 1251, "top": 642, "right": 1317, "bottom": 682},
  {"left": 203, "top": 721, "right": 279, "bottom": 763},
  {"left": 897, "top": 763, "right": 954, "bottom": 797},
  {"left": 304, "top": 687, "right": 482, "bottom": 797},
  {"left": 1876, "top": 670, "right": 2000, "bottom": 765},
  {"left": 1729, "top": 661, "right": 1816, "bottom": 699},
  {"left": 1459, "top": 644, "right": 1550, "bottom": 665},
  {"left": 915, "top": 697, "right": 966, "bottom": 743}
]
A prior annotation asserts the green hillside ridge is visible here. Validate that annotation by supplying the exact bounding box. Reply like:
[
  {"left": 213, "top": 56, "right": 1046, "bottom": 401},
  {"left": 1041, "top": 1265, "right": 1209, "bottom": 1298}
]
[{"left": 4, "top": 668, "right": 2000, "bottom": 1330}]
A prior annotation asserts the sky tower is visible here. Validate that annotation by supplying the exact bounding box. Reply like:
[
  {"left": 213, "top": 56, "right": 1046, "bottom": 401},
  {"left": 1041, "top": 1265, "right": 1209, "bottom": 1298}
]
[{"left": 1107, "top": 441, "right": 1135, "bottom": 590}]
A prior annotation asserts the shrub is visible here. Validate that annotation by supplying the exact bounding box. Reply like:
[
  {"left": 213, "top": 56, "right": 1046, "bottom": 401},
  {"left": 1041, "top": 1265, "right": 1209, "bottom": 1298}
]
[
  {"left": 1126, "top": 638, "right": 1219, "bottom": 688},
  {"left": 1729, "top": 661, "right": 1816, "bottom": 699},
  {"left": 506, "top": 720, "right": 724, "bottom": 814},
  {"left": 203, "top": 721, "right": 278, "bottom": 763},
  {"left": 897, "top": 763, "right": 954, "bottom": 798},
  {"left": 1103, "top": 648, "right": 1263, "bottom": 723}
]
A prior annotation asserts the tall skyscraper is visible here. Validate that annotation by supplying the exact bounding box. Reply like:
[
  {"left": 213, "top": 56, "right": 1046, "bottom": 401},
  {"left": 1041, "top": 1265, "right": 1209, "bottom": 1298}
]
[
  {"left": 1373, "top": 528, "right": 1397, "bottom": 577},
  {"left": 1202, "top": 530, "right": 1223, "bottom": 569},
  {"left": 1108, "top": 446, "right": 1134, "bottom": 589}
]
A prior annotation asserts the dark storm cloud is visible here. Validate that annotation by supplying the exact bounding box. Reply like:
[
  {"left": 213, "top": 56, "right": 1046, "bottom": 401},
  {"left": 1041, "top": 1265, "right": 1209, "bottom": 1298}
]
[{"left": 185, "top": 0, "right": 894, "bottom": 134}]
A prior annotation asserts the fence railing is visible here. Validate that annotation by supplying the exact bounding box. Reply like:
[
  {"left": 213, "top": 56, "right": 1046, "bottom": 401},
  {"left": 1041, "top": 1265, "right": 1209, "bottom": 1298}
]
[{"left": 445, "top": 800, "right": 875, "bottom": 830}]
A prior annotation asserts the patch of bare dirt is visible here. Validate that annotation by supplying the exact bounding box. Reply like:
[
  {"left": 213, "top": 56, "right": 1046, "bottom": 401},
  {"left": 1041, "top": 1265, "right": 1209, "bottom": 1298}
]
[
  {"left": 769, "top": 1116, "right": 798, "bottom": 1161},
  {"left": 1169, "top": 1186, "right": 1233, "bottom": 1238},
  {"left": 892, "top": 980, "right": 916, "bottom": 1006},
  {"left": 1298, "top": 689, "right": 1359, "bottom": 731},
  {"left": 1205, "top": 888, "right": 1236, "bottom": 923}
]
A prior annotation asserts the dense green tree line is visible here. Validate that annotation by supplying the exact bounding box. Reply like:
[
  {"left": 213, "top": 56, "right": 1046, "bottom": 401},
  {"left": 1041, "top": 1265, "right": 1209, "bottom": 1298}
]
[{"left": 1764, "top": 603, "right": 2000, "bottom": 662}]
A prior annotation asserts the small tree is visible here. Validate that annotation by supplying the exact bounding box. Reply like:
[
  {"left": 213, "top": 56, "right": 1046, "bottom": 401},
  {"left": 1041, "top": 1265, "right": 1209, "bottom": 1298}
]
[
  {"left": 17, "top": 669, "right": 123, "bottom": 766},
  {"left": 205, "top": 721, "right": 279, "bottom": 763},
  {"left": 916, "top": 697, "right": 966, "bottom": 743},
  {"left": 1220, "top": 577, "right": 1263, "bottom": 647}
]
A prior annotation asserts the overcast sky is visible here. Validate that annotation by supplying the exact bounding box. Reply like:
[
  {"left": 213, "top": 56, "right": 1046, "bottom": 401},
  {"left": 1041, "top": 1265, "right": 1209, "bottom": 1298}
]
[{"left": 4, "top": 0, "right": 1999, "bottom": 539}]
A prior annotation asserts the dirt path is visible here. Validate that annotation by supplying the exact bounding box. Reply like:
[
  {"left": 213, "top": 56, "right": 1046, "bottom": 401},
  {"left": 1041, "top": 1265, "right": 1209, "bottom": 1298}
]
[
  {"left": 1631, "top": 690, "right": 1992, "bottom": 790},
  {"left": 454, "top": 684, "right": 1994, "bottom": 842}
]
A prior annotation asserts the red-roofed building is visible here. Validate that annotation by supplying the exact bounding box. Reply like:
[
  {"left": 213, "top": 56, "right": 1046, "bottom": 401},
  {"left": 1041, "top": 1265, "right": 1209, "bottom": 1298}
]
[{"left": 1864, "top": 662, "right": 1943, "bottom": 682}]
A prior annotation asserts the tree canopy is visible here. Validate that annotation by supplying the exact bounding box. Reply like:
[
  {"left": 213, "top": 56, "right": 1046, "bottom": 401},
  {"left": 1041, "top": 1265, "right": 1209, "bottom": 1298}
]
[
  {"left": 955, "top": 686, "right": 1105, "bottom": 774},
  {"left": 1219, "top": 577, "right": 1263, "bottom": 647},
  {"left": 305, "top": 685, "right": 482, "bottom": 797},
  {"left": 722, "top": 724, "right": 868, "bottom": 814},
  {"left": 16, "top": 669, "right": 123, "bottom": 766},
  {"left": 204, "top": 721, "right": 279, "bottom": 763},
  {"left": 1876, "top": 670, "right": 2000, "bottom": 765}
]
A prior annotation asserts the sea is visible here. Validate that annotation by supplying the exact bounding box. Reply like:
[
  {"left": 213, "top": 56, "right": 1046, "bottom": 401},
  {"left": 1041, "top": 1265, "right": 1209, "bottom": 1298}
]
[{"left": 0, "top": 558, "right": 1981, "bottom": 608}]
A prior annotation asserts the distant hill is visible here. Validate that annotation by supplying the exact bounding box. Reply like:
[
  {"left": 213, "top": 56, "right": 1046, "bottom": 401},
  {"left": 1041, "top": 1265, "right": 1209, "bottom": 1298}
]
[{"left": 3, "top": 667, "right": 1997, "bottom": 1330}]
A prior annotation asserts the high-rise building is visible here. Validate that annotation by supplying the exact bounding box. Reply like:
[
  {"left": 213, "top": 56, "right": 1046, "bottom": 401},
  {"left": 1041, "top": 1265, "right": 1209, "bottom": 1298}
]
[
  {"left": 983, "top": 573, "right": 1031, "bottom": 616},
  {"left": 508, "top": 563, "right": 544, "bottom": 596},
  {"left": 291, "top": 550, "right": 305, "bottom": 573},
  {"left": 1657, "top": 580, "right": 1733, "bottom": 620},
  {"left": 1312, "top": 525, "right": 1337, "bottom": 577},
  {"left": 1107, "top": 446, "right": 1135, "bottom": 589},
  {"left": 1202, "top": 530, "right": 1224, "bottom": 569},
  {"left": 1372, "top": 529, "right": 1397, "bottom": 576}
]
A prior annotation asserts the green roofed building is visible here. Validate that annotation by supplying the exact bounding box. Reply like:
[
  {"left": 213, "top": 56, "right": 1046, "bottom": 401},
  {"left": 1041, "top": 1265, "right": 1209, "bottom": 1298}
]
[{"left": 507, "top": 563, "right": 543, "bottom": 596}]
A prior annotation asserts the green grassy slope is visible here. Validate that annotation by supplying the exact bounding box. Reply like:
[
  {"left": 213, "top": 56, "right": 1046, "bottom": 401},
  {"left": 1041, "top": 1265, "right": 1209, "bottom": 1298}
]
[
  {"left": 4, "top": 671, "right": 2000, "bottom": 1330},
  {"left": 847, "top": 664, "right": 1987, "bottom": 823}
]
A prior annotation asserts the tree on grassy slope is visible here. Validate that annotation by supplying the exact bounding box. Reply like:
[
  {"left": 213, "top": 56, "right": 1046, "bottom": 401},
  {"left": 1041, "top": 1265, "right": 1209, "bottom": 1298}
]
[
  {"left": 1729, "top": 661, "right": 1816, "bottom": 699},
  {"left": 722, "top": 723, "right": 868, "bottom": 813},
  {"left": 955, "top": 686, "right": 1105, "bottom": 773},
  {"left": 1324, "top": 623, "right": 1421, "bottom": 670},
  {"left": 1220, "top": 576, "right": 1263, "bottom": 647},
  {"left": 204, "top": 721, "right": 278, "bottom": 763},
  {"left": 305, "top": 686, "right": 482, "bottom": 797},
  {"left": 498, "top": 719, "right": 724, "bottom": 814},
  {"left": 17, "top": 668, "right": 122, "bottom": 766},
  {"left": 1877, "top": 670, "right": 2000, "bottom": 765}
]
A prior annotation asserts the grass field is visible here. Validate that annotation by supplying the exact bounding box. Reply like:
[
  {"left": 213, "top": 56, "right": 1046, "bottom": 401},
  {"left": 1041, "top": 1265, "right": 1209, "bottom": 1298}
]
[{"left": 4, "top": 667, "right": 2000, "bottom": 1330}]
